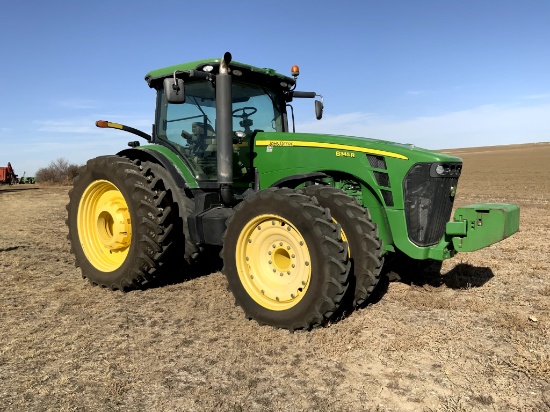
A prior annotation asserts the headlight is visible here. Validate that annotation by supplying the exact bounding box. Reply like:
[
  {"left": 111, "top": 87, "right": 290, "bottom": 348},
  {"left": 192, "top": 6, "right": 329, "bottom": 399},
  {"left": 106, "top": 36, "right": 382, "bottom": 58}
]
[{"left": 430, "top": 162, "right": 462, "bottom": 178}]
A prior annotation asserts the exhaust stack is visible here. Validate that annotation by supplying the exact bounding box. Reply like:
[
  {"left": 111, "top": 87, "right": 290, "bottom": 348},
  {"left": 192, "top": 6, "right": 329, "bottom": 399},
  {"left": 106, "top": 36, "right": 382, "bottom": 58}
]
[{"left": 216, "top": 52, "right": 233, "bottom": 205}]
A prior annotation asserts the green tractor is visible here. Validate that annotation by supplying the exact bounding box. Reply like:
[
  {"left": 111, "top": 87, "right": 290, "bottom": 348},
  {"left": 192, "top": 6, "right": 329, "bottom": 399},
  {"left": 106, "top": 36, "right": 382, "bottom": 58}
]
[
  {"left": 66, "top": 52, "right": 519, "bottom": 330},
  {"left": 18, "top": 172, "right": 36, "bottom": 184}
]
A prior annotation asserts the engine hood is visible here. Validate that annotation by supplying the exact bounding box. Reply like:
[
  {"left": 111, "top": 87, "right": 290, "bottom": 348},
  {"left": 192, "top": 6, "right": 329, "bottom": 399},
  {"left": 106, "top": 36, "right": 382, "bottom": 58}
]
[{"left": 256, "top": 132, "right": 462, "bottom": 163}]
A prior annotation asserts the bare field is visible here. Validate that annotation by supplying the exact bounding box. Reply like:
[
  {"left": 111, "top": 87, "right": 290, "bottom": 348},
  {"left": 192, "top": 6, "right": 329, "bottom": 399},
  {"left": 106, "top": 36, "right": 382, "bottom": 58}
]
[{"left": 1, "top": 143, "right": 549, "bottom": 411}]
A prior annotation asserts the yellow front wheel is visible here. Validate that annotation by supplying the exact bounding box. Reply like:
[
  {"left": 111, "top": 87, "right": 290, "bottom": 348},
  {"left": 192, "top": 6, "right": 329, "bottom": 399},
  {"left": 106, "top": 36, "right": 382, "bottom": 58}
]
[
  {"left": 222, "top": 188, "right": 350, "bottom": 331},
  {"left": 300, "top": 186, "right": 384, "bottom": 307},
  {"left": 235, "top": 214, "right": 312, "bottom": 311}
]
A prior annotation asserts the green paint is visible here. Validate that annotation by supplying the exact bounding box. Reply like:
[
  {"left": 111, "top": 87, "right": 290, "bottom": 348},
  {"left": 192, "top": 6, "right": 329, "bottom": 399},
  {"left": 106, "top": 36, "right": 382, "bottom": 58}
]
[
  {"left": 134, "top": 58, "right": 520, "bottom": 261},
  {"left": 139, "top": 144, "right": 199, "bottom": 189},
  {"left": 145, "top": 59, "right": 295, "bottom": 86},
  {"left": 450, "top": 203, "right": 520, "bottom": 252}
]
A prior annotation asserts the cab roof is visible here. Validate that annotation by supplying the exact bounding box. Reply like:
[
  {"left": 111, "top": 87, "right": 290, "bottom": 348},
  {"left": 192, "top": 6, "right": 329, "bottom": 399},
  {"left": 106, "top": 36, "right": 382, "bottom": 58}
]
[{"left": 145, "top": 59, "right": 296, "bottom": 90}]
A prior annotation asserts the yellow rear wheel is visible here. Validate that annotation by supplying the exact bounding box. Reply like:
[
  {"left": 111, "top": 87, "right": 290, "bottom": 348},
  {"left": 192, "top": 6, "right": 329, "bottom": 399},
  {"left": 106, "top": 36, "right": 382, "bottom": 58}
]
[
  {"left": 67, "top": 156, "right": 191, "bottom": 291},
  {"left": 77, "top": 180, "right": 131, "bottom": 272}
]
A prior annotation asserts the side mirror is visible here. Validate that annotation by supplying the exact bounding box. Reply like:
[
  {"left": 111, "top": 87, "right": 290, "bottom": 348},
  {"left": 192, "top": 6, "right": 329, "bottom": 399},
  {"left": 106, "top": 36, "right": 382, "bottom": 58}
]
[
  {"left": 163, "top": 77, "right": 185, "bottom": 104},
  {"left": 315, "top": 100, "right": 324, "bottom": 120}
]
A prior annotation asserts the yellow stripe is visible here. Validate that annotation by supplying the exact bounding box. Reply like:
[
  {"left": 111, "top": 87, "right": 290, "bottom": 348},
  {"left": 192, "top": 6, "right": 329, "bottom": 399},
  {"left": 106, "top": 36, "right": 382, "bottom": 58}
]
[
  {"left": 107, "top": 122, "right": 123, "bottom": 130},
  {"left": 255, "top": 140, "right": 408, "bottom": 160}
]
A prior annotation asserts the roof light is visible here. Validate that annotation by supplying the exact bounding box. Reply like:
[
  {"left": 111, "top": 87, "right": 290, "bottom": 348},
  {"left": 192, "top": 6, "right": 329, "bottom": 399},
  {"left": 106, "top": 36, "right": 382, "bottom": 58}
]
[
  {"left": 203, "top": 65, "right": 214, "bottom": 72},
  {"left": 291, "top": 65, "right": 300, "bottom": 77},
  {"left": 233, "top": 69, "right": 242, "bottom": 76}
]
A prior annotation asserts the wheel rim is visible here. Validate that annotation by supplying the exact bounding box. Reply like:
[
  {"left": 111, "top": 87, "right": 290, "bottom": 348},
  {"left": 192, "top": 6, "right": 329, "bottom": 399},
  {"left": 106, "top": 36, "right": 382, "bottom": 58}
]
[
  {"left": 332, "top": 218, "right": 350, "bottom": 258},
  {"left": 77, "top": 180, "right": 132, "bottom": 272},
  {"left": 235, "top": 214, "right": 311, "bottom": 311}
]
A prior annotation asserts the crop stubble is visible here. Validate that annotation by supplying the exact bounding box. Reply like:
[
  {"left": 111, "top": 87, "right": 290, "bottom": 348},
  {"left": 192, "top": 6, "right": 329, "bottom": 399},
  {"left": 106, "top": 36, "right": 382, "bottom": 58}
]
[{"left": 0, "top": 143, "right": 549, "bottom": 411}]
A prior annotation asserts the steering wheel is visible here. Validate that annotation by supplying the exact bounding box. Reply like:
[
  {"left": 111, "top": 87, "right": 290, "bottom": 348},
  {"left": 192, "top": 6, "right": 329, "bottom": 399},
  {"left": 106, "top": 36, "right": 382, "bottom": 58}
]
[{"left": 232, "top": 107, "right": 257, "bottom": 118}]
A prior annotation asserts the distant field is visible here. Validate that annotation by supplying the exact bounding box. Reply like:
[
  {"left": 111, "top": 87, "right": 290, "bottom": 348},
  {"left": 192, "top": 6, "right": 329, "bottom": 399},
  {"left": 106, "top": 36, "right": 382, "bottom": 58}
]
[{"left": 1, "top": 143, "right": 549, "bottom": 411}]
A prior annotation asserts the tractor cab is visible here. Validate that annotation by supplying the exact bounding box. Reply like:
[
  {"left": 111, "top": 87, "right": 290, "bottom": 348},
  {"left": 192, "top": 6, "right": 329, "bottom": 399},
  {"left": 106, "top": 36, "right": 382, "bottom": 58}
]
[
  {"left": 145, "top": 55, "right": 322, "bottom": 183},
  {"left": 155, "top": 78, "right": 284, "bottom": 180}
]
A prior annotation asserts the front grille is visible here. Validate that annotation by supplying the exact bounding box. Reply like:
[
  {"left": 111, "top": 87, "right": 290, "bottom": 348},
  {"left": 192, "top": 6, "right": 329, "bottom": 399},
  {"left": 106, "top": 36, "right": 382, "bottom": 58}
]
[{"left": 403, "top": 163, "right": 459, "bottom": 246}]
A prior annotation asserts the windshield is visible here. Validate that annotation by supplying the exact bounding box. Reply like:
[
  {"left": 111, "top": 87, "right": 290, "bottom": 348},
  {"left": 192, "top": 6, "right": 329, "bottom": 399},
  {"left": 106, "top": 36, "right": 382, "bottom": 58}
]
[{"left": 156, "top": 80, "right": 283, "bottom": 180}]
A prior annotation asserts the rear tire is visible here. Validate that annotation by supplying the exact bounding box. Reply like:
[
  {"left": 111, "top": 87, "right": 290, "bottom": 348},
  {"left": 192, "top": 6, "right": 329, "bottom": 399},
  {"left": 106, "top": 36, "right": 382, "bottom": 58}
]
[
  {"left": 66, "top": 156, "right": 193, "bottom": 290},
  {"left": 222, "top": 188, "right": 350, "bottom": 331},
  {"left": 299, "top": 186, "right": 384, "bottom": 307}
]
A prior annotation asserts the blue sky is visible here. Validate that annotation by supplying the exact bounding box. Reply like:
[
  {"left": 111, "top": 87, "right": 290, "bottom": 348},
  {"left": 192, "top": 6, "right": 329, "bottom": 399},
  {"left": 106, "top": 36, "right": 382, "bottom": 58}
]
[{"left": 1, "top": 0, "right": 549, "bottom": 176}]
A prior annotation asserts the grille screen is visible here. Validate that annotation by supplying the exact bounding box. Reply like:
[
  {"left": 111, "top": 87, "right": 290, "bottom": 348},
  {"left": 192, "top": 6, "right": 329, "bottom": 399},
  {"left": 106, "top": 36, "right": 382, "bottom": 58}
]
[
  {"left": 381, "top": 190, "right": 394, "bottom": 207},
  {"left": 403, "top": 163, "right": 459, "bottom": 246},
  {"left": 374, "top": 171, "right": 390, "bottom": 187},
  {"left": 367, "top": 154, "right": 386, "bottom": 169}
]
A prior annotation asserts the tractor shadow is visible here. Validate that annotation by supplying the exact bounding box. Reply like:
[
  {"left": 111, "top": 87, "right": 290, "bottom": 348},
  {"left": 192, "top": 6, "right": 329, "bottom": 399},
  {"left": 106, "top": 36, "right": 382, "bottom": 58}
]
[
  {"left": 0, "top": 187, "right": 40, "bottom": 194},
  {"left": 147, "top": 246, "right": 224, "bottom": 289},
  {"left": 362, "top": 258, "right": 495, "bottom": 308}
]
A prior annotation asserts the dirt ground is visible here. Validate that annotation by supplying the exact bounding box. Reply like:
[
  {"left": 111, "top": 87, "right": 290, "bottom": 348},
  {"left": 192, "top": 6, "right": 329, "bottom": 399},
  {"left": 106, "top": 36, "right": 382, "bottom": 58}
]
[{"left": 1, "top": 143, "right": 549, "bottom": 411}]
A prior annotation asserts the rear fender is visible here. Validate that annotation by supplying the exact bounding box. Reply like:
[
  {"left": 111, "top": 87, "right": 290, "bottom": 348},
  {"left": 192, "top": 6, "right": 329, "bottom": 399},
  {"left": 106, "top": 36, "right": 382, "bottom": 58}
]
[
  {"left": 118, "top": 147, "right": 198, "bottom": 189},
  {"left": 117, "top": 147, "right": 198, "bottom": 221}
]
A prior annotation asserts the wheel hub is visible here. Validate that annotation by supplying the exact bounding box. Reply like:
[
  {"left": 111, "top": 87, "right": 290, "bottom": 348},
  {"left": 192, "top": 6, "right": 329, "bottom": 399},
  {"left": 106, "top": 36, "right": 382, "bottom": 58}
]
[
  {"left": 236, "top": 215, "right": 311, "bottom": 310},
  {"left": 96, "top": 200, "right": 131, "bottom": 250},
  {"left": 77, "top": 180, "right": 132, "bottom": 272}
]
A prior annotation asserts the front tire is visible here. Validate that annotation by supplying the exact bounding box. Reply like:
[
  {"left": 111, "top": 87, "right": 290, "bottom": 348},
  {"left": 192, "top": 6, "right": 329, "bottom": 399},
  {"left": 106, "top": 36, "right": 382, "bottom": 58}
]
[
  {"left": 66, "top": 156, "right": 189, "bottom": 290},
  {"left": 222, "top": 188, "right": 350, "bottom": 331},
  {"left": 299, "top": 186, "right": 384, "bottom": 307}
]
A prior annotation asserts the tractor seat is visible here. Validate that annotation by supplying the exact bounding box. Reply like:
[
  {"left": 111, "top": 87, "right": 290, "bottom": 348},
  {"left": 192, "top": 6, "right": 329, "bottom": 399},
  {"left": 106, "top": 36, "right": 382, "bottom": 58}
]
[{"left": 192, "top": 122, "right": 217, "bottom": 152}]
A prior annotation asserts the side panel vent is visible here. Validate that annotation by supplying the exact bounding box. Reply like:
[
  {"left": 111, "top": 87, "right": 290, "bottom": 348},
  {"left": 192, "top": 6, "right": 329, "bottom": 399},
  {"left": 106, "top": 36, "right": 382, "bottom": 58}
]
[
  {"left": 366, "top": 154, "right": 386, "bottom": 169},
  {"left": 374, "top": 171, "right": 390, "bottom": 187},
  {"left": 381, "top": 190, "right": 394, "bottom": 206}
]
